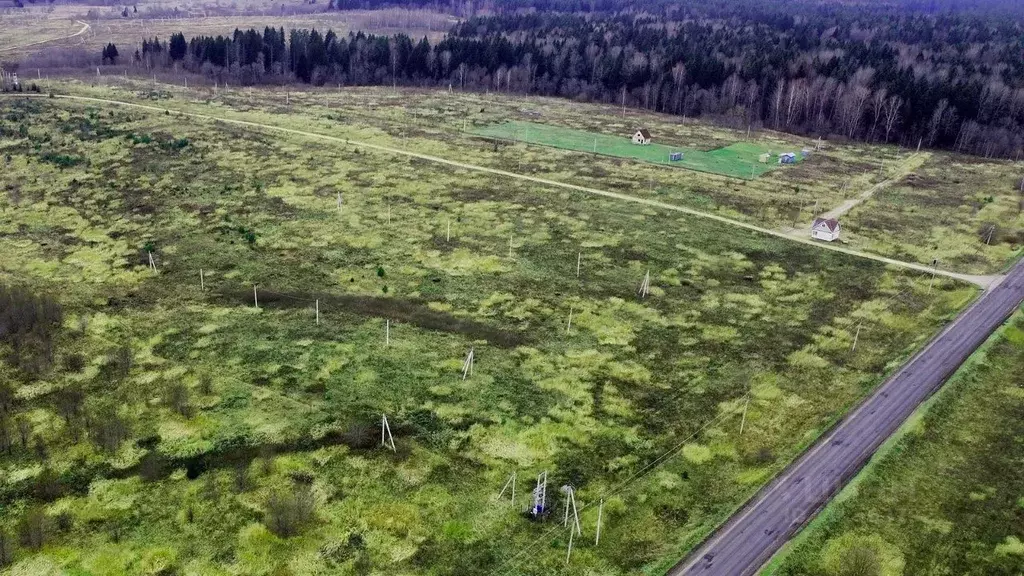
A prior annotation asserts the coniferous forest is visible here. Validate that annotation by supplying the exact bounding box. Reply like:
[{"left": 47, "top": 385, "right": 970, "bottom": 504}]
[{"left": 124, "top": 0, "right": 1024, "bottom": 158}]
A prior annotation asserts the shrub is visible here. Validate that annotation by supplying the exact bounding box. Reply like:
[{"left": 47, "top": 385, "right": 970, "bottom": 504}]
[
  {"left": 17, "top": 506, "right": 46, "bottom": 550},
  {"left": 198, "top": 373, "right": 213, "bottom": 395},
  {"left": 264, "top": 484, "right": 316, "bottom": 538},
  {"left": 40, "top": 152, "right": 85, "bottom": 169},
  {"left": 87, "top": 402, "right": 131, "bottom": 452},
  {"left": 0, "top": 283, "right": 62, "bottom": 377},
  {"left": 0, "top": 530, "right": 14, "bottom": 567},
  {"left": 164, "top": 382, "right": 192, "bottom": 417},
  {"left": 63, "top": 353, "right": 85, "bottom": 373},
  {"left": 108, "top": 345, "right": 133, "bottom": 379},
  {"left": 838, "top": 546, "right": 882, "bottom": 576}
]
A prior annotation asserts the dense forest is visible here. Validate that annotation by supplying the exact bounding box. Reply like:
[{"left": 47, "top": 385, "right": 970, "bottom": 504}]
[{"left": 121, "top": 0, "right": 1024, "bottom": 157}]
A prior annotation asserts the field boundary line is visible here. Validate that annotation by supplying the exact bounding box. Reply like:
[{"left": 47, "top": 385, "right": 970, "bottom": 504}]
[{"left": 5, "top": 92, "right": 998, "bottom": 287}]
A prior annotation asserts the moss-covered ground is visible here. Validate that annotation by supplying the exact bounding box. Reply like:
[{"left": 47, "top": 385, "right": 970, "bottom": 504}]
[
  {"left": 33, "top": 78, "right": 1021, "bottom": 275},
  {"left": 0, "top": 91, "right": 977, "bottom": 575}
]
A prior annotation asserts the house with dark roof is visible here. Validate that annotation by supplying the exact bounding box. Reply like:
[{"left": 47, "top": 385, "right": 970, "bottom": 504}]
[
  {"left": 632, "top": 129, "right": 652, "bottom": 145},
  {"left": 811, "top": 218, "right": 841, "bottom": 242}
]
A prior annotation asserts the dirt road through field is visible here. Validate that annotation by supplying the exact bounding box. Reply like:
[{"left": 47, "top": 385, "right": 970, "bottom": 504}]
[
  {"left": 821, "top": 151, "right": 927, "bottom": 222},
  {"left": 2, "top": 92, "right": 1000, "bottom": 287},
  {"left": 0, "top": 20, "right": 91, "bottom": 54},
  {"left": 781, "top": 150, "right": 928, "bottom": 238}
]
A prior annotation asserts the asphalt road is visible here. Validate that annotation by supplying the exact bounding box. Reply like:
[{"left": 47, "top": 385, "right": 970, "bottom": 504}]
[{"left": 671, "top": 258, "right": 1024, "bottom": 576}]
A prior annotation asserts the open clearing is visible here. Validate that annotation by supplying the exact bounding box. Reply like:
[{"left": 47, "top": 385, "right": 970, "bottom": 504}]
[
  {"left": 0, "top": 7, "right": 452, "bottom": 59},
  {"left": 470, "top": 120, "right": 786, "bottom": 179},
  {"left": 837, "top": 152, "right": 1024, "bottom": 275},
  {"left": 765, "top": 307, "right": 1024, "bottom": 576},
  {"left": 0, "top": 89, "right": 980, "bottom": 575},
  {"left": 19, "top": 78, "right": 1020, "bottom": 277}
]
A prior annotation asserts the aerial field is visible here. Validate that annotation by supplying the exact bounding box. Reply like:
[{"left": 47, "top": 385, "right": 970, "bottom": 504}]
[
  {"left": 0, "top": 7, "right": 453, "bottom": 59},
  {"left": 470, "top": 120, "right": 790, "bottom": 179},
  {"left": 0, "top": 92, "right": 975, "bottom": 575},
  {"left": 838, "top": 152, "right": 1024, "bottom": 275},
  {"left": 766, "top": 308, "right": 1024, "bottom": 576},
  {"left": 31, "top": 79, "right": 900, "bottom": 239}
]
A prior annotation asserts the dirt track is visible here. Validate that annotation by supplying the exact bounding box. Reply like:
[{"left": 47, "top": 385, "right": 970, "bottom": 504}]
[
  {"left": 1, "top": 92, "right": 1000, "bottom": 287},
  {"left": 0, "top": 19, "right": 90, "bottom": 54}
]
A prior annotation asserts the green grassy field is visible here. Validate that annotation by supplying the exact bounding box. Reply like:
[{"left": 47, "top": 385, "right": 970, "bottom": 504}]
[
  {"left": 35, "top": 80, "right": 885, "bottom": 245},
  {"left": 764, "top": 308, "right": 1024, "bottom": 576},
  {"left": 471, "top": 120, "right": 790, "bottom": 179},
  {"left": 0, "top": 90, "right": 977, "bottom": 576}
]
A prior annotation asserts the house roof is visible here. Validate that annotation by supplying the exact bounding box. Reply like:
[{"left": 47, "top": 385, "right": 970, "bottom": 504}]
[
  {"left": 813, "top": 217, "right": 840, "bottom": 233},
  {"left": 636, "top": 129, "right": 652, "bottom": 139}
]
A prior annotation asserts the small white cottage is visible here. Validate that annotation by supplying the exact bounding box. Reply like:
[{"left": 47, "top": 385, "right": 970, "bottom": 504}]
[
  {"left": 632, "top": 129, "right": 652, "bottom": 145},
  {"left": 811, "top": 218, "right": 841, "bottom": 242}
]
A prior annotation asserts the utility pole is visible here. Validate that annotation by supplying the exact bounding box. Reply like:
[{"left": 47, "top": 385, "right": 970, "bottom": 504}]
[{"left": 739, "top": 394, "right": 750, "bottom": 435}]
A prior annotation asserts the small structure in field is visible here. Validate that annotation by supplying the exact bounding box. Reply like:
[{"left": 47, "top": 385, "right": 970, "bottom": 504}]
[
  {"left": 669, "top": 152, "right": 683, "bottom": 161},
  {"left": 811, "top": 217, "right": 841, "bottom": 242},
  {"left": 801, "top": 148, "right": 811, "bottom": 158},
  {"left": 758, "top": 153, "right": 771, "bottom": 163},
  {"left": 779, "top": 152, "right": 797, "bottom": 164},
  {"left": 632, "top": 129, "right": 652, "bottom": 145}
]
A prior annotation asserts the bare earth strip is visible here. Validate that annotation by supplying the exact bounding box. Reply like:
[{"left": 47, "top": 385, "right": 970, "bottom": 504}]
[
  {"left": 0, "top": 19, "right": 91, "bottom": 54},
  {"left": 0, "top": 93, "right": 1000, "bottom": 287}
]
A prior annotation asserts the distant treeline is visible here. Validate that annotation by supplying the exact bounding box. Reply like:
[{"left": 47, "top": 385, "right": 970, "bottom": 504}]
[{"left": 122, "top": 0, "right": 1024, "bottom": 158}]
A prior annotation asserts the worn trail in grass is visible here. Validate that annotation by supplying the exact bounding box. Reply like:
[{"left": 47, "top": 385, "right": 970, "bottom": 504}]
[{"left": 4, "top": 92, "right": 997, "bottom": 287}]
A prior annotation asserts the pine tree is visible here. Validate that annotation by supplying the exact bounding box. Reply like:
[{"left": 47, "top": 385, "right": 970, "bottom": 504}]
[
  {"left": 101, "top": 43, "right": 119, "bottom": 64},
  {"left": 169, "top": 32, "right": 187, "bottom": 61}
]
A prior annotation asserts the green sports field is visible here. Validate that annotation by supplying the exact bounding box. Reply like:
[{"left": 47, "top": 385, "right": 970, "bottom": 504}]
[{"left": 470, "top": 120, "right": 797, "bottom": 179}]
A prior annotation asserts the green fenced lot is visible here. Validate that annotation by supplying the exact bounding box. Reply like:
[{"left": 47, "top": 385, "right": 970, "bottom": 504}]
[{"left": 470, "top": 120, "right": 797, "bottom": 179}]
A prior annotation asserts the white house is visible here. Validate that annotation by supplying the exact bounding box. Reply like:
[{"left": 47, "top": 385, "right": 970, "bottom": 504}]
[
  {"left": 632, "top": 129, "right": 652, "bottom": 145},
  {"left": 811, "top": 217, "right": 841, "bottom": 241}
]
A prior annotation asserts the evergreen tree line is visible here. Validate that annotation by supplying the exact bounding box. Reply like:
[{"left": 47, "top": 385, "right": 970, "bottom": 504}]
[{"left": 127, "top": 3, "right": 1024, "bottom": 158}]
